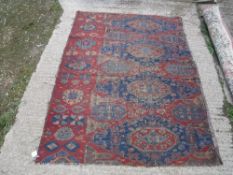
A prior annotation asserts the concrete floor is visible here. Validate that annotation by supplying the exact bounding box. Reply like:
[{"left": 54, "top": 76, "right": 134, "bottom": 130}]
[{"left": 0, "top": 0, "right": 232, "bottom": 175}]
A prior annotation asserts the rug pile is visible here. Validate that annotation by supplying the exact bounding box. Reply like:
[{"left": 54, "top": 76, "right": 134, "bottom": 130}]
[
  {"left": 200, "top": 5, "right": 233, "bottom": 99},
  {"left": 36, "top": 11, "right": 221, "bottom": 166}
]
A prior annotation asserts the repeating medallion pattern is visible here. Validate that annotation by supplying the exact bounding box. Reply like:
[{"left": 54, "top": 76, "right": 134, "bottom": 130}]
[{"left": 36, "top": 11, "right": 221, "bottom": 166}]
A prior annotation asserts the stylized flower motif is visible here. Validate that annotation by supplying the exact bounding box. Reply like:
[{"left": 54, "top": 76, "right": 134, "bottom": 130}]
[
  {"left": 101, "top": 60, "right": 130, "bottom": 75},
  {"left": 71, "top": 105, "right": 84, "bottom": 114},
  {"left": 172, "top": 102, "right": 206, "bottom": 122},
  {"left": 165, "top": 63, "right": 196, "bottom": 77},
  {"left": 80, "top": 23, "right": 96, "bottom": 31},
  {"left": 92, "top": 103, "right": 126, "bottom": 121},
  {"left": 79, "top": 74, "right": 91, "bottom": 84},
  {"left": 51, "top": 114, "right": 85, "bottom": 126},
  {"left": 62, "top": 89, "right": 83, "bottom": 105},
  {"left": 65, "top": 58, "right": 91, "bottom": 71},
  {"left": 60, "top": 73, "right": 75, "bottom": 84},
  {"left": 55, "top": 127, "right": 74, "bottom": 141},
  {"left": 76, "top": 38, "right": 96, "bottom": 50},
  {"left": 53, "top": 104, "right": 67, "bottom": 113}
]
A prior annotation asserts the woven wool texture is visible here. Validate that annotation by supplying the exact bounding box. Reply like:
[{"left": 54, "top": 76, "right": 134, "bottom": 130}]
[
  {"left": 36, "top": 11, "right": 221, "bottom": 166},
  {"left": 200, "top": 5, "right": 233, "bottom": 99}
]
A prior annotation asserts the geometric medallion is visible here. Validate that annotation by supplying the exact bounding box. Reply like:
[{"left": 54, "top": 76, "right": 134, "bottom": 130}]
[
  {"left": 96, "top": 72, "right": 200, "bottom": 108},
  {"left": 130, "top": 127, "right": 177, "bottom": 152}
]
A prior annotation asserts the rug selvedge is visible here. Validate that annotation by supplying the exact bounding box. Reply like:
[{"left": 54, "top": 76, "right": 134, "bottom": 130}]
[{"left": 36, "top": 11, "right": 221, "bottom": 166}]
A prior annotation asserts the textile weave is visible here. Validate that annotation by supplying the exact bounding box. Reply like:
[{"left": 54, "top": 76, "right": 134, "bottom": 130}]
[{"left": 36, "top": 11, "right": 221, "bottom": 166}]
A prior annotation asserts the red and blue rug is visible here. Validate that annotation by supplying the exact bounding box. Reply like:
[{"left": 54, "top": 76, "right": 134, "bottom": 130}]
[{"left": 36, "top": 11, "right": 221, "bottom": 166}]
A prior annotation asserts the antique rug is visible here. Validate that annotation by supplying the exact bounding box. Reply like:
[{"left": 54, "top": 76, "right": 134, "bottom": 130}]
[
  {"left": 36, "top": 11, "right": 221, "bottom": 166},
  {"left": 200, "top": 5, "right": 233, "bottom": 99}
]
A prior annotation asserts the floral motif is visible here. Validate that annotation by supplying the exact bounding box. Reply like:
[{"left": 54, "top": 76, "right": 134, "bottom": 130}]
[
  {"left": 52, "top": 114, "right": 85, "bottom": 126},
  {"left": 65, "top": 57, "right": 91, "bottom": 71},
  {"left": 165, "top": 62, "right": 196, "bottom": 76},
  {"left": 80, "top": 23, "right": 96, "bottom": 31},
  {"left": 101, "top": 60, "right": 130, "bottom": 75},
  {"left": 76, "top": 38, "right": 96, "bottom": 49},
  {"left": 55, "top": 127, "right": 74, "bottom": 141},
  {"left": 53, "top": 104, "right": 67, "bottom": 113},
  {"left": 62, "top": 89, "right": 83, "bottom": 105},
  {"left": 71, "top": 105, "right": 84, "bottom": 114},
  {"left": 91, "top": 103, "right": 126, "bottom": 121}
]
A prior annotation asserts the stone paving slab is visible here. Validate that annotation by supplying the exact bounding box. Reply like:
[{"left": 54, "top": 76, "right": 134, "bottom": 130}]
[{"left": 0, "top": 0, "right": 232, "bottom": 175}]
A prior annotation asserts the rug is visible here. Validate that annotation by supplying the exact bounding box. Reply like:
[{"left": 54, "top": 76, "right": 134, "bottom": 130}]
[
  {"left": 36, "top": 11, "right": 221, "bottom": 166},
  {"left": 200, "top": 5, "right": 233, "bottom": 99}
]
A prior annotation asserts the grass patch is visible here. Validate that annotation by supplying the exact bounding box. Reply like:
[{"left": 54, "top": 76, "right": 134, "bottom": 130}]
[
  {"left": 224, "top": 100, "right": 233, "bottom": 123},
  {"left": 0, "top": 0, "right": 62, "bottom": 147}
]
